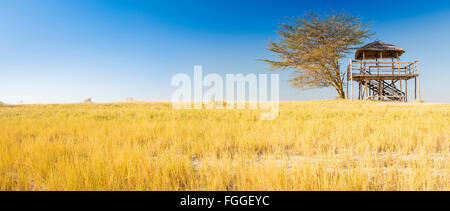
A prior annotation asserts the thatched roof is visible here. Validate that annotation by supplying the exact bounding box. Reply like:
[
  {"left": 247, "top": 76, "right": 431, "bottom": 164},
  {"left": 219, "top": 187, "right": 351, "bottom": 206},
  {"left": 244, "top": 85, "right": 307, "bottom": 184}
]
[{"left": 355, "top": 41, "right": 405, "bottom": 60}]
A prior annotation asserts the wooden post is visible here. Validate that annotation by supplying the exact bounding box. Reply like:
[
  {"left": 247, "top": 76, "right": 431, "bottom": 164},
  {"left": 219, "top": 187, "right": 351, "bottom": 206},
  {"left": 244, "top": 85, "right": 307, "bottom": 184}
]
[
  {"left": 350, "top": 59, "right": 353, "bottom": 100},
  {"left": 359, "top": 57, "right": 362, "bottom": 100},
  {"left": 378, "top": 80, "right": 382, "bottom": 101},
  {"left": 358, "top": 82, "right": 361, "bottom": 100},
  {"left": 416, "top": 60, "right": 421, "bottom": 101},
  {"left": 377, "top": 51, "right": 381, "bottom": 101},
  {"left": 362, "top": 80, "right": 368, "bottom": 100},
  {"left": 346, "top": 67, "right": 349, "bottom": 99},
  {"left": 363, "top": 51, "right": 366, "bottom": 73},
  {"left": 415, "top": 77, "right": 417, "bottom": 101},
  {"left": 376, "top": 56, "right": 379, "bottom": 75},
  {"left": 365, "top": 80, "right": 368, "bottom": 99},
  {"left": 392, "top": 58, "right": 394, "bottom": 74},
  {"left": 405, "top": 80, "right": 408, "bottom": 102},
  {"left": 397, "top": 53, "right": 402, "bottom": 99}
]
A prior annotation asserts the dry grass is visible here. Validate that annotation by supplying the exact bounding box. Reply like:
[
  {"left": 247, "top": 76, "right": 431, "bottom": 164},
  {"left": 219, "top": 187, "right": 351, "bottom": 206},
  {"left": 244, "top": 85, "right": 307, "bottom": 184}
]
[{"left": 0, "top": 100, "right": 448, "bottom": 191}]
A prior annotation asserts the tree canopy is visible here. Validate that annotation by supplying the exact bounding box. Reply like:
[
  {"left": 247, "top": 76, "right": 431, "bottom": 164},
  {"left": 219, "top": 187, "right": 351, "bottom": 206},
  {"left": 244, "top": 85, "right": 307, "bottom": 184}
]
[{"left": 262, "top": 11, "right": 373, "bottom": 99}]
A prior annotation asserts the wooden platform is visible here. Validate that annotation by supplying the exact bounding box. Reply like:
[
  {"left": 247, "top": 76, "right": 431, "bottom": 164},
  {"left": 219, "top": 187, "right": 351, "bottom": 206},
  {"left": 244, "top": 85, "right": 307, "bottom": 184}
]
[
  {"left": 351, "top": 74, "right": 418, "bottom": 81},
  {"left": 347, "top": 48, "right": 421, "bottom": 102}
]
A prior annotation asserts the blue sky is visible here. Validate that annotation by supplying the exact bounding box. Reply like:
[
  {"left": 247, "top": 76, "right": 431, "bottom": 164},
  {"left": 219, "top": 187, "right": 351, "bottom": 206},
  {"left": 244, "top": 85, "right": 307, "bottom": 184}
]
[{"left": 1, "top": 0, "right": 450, "bottom": 104}]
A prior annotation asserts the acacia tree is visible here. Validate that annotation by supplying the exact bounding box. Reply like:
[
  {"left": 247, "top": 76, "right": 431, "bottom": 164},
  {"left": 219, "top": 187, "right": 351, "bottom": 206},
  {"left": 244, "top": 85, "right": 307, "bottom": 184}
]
[{"left": 262, "top": 12, "right": 372, "bottom": 99}]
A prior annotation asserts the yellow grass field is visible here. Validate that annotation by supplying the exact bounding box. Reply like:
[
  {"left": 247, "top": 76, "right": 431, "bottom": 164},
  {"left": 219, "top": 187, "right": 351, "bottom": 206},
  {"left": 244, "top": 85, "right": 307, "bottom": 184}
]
[{"left": 0, "top": 100, "right": 448, "bottom": 191}]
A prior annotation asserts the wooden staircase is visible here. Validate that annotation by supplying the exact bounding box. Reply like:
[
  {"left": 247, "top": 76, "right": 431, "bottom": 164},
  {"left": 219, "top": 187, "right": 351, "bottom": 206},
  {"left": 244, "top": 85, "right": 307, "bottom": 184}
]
[{"left": 363, "top": 80, "right": 405, "bottom": 101}]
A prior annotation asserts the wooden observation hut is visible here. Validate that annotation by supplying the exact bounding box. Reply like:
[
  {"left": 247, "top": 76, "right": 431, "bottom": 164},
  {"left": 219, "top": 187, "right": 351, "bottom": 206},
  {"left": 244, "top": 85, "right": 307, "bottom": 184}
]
[{"left": 347, "top": 41, "right": 421, "bottom": 102}]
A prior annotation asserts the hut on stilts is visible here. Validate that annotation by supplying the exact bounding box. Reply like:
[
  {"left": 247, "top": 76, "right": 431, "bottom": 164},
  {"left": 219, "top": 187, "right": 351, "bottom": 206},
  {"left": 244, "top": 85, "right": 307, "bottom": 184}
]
[{"left": 347, "top": 41, "right": 421, "bottom": 102}]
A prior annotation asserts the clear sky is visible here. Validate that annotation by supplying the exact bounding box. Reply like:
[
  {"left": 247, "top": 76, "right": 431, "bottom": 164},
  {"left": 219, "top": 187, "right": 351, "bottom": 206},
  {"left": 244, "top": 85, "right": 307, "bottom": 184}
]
[{"left": 1, "top": 0, "right": 450, "bottom": 104}]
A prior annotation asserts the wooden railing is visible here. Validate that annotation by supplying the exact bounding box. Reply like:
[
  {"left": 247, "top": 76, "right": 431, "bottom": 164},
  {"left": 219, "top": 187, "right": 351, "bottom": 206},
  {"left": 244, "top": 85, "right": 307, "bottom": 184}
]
[{"left": 349, "top": 60, "right": 419, "bottom": 75}]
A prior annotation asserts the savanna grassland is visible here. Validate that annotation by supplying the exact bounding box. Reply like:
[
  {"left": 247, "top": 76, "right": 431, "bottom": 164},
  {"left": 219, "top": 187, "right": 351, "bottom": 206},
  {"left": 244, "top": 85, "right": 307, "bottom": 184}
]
[{"left": 0, "top": 101, "right": 448, "bottom": 191}]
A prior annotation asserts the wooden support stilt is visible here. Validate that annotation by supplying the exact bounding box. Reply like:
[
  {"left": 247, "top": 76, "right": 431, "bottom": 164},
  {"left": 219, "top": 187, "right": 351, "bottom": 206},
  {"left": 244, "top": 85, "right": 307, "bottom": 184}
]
[
  {"left": 363, "top": 80, "right": 368, "bottom": 100},
  {"left": 350, "top": 59, "right": 353, "bottom": 100},
  {"left": 378, "top": 80, "right": 382, "bottom": 101},
  {"left": 416, "top": 61, "right": 421, "bottom": 101},
  {"left": 415, "top": 77, "right": 417, "bottom": 101},
  {"left": 365, "top": 80, "right": 368, "bottom": 99},
  {"left": 405, "top": 80, "right": 408, "bottom": 102},
  {"left": 397, "top": 53, "right": 402, "bottom": 99},
  {"left": 346, "top": 67, "right": 349, "bottom": 99},
  {"left": 358, "top": 82, "right": 361, "bottom": 100}
]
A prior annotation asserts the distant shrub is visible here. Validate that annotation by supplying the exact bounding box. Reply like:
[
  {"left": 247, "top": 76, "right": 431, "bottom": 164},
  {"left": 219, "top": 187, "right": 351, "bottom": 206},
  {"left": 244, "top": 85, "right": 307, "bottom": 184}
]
[
  {"left": 125, "top": 97, "right": 135, "bottom": 102},
  {"left": 84, "top": 98, "right": 92, "bottom": 103}
]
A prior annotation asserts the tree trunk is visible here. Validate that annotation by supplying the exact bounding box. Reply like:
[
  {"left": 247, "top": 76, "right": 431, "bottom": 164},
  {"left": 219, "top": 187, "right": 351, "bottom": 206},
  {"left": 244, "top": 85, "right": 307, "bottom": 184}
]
[{"left": 335, "top": 84, "right": 345, "bottom": 99}]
